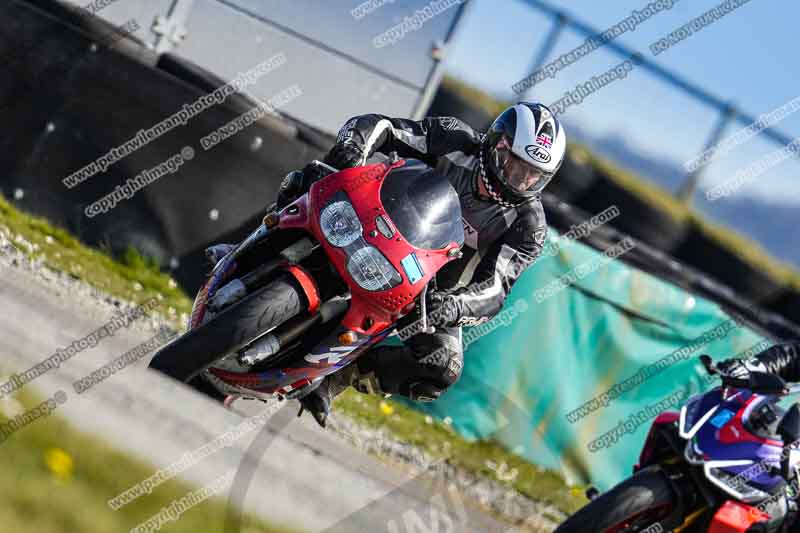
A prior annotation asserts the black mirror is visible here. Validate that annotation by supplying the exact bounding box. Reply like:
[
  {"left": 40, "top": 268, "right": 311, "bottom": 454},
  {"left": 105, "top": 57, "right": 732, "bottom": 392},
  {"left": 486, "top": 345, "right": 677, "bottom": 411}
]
[
  {"left": 778, "top": 404, "right": 800, "bottom": 479},
  {"left": 748, "top": 371, "right": 789, "bottom": 395},
  {"left": 699, "top": 354, "right": 715, "bottom": 375}
]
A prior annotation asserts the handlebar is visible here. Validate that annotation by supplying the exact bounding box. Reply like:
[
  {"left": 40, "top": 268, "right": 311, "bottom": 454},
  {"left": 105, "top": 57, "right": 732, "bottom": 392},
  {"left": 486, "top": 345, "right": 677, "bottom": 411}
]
[
  {"left": 699, "top": 354, "right": 791, "bottom": 396},
  {"left": 310, "top": 160, "right": 340, "bottom": 175}
]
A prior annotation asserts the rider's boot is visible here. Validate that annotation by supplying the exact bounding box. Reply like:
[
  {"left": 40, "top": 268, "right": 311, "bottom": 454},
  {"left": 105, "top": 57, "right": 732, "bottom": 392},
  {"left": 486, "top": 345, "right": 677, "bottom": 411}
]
[{"left": 297, "top": 363, "right": 383, "bottom": 428}]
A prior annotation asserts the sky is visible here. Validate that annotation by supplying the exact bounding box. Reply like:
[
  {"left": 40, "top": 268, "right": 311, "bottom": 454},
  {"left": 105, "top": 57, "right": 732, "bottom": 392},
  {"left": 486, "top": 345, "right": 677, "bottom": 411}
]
[{"left": 441, "top": 0, "right": 800, "bottom": 207}]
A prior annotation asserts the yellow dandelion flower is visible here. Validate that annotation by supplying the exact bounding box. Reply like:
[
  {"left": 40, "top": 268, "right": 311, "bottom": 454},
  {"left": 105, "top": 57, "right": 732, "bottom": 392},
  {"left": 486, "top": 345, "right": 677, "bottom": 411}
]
[
  {"left": 379, "top": 401, "right": 394, "bottom": 416},
  {"left": 44, "top": 448, "right": 74, "bottom": 480}
]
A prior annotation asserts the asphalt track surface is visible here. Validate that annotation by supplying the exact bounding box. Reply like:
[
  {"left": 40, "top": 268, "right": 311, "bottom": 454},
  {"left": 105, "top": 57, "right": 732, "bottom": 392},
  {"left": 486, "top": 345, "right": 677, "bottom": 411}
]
[{"left": 0, "top": 260, "right": 513, "bottom": 533}]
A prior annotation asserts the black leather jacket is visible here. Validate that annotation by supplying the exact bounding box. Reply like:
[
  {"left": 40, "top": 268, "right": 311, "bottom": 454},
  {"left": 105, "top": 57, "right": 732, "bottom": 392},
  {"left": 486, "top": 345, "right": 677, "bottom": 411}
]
[{"left": 321, "top": 113, "right": 550, "bottom": 327}]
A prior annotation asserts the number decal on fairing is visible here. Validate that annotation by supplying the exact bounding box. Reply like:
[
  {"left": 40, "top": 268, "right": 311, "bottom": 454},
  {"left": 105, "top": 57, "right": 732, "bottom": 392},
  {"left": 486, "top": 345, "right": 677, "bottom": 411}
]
[{"left": 304, "top": 346, "right": 352, "bottom": 365}]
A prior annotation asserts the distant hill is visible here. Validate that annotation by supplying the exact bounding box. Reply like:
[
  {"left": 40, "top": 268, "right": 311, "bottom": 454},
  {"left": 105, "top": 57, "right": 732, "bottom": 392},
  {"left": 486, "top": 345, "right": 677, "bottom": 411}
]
[{"left": 565, "top": 121, "right": 800, "bottom": 269}]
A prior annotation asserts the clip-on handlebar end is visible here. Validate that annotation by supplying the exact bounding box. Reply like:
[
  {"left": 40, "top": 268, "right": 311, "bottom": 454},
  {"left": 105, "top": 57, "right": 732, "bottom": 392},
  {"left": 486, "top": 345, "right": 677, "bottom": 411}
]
[{"left": 311, "top": 160, "right": 340, "bottom": 175}]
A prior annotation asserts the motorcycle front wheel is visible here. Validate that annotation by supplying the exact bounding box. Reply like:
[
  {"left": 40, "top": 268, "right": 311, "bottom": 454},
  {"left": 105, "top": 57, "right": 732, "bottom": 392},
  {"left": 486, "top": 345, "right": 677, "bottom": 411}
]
[
  {"left": 554, "top": 467, "right": 680, "bottom": 533},
  {"left": 149, "top": 274, "right": 306, "bottom": 383}
]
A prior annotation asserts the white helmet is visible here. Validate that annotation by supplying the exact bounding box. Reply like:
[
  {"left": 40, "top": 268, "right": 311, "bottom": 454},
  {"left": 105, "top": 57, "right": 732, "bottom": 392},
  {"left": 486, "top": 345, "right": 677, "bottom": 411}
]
[{"left": 482, "top": 102, "right": 567, "bottom": 204}]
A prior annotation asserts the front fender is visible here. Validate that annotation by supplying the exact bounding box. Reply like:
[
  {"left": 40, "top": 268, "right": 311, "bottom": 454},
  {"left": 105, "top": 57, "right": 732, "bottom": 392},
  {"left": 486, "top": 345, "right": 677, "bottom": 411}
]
[{"left": 635, "top": 411, "right": 680, "bottom": 471}]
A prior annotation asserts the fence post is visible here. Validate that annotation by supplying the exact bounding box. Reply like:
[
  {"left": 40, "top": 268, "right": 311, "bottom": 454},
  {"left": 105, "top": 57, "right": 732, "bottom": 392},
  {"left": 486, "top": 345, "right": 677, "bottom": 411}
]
[
  {"left": 153, "top": 0, "right": 194, "bottom": 54},
  {"left": 677, "top": 103, "right": 736, "bottom": 204},
  {"left": 520, "top": 12, "right": 567, "bottom": 101}
]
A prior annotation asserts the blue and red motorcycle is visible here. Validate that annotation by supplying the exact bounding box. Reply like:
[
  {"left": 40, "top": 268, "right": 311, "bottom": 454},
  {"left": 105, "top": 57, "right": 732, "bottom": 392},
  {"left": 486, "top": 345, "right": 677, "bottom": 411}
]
[{"left": 556, "top": 355, "right": 800, "bottom": 533}]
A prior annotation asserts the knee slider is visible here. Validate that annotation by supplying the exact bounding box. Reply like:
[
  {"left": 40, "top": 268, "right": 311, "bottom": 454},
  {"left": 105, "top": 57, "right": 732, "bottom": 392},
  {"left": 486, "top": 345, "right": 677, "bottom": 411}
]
[
  {"left": 443, "top": 355, "right": 463, "bottom": 386},
  {"left": 407, "top": 381, "right": 446, "bottom": 402},
  {"left": 418, "top": 345, "right": 462, "bottom": 386}
]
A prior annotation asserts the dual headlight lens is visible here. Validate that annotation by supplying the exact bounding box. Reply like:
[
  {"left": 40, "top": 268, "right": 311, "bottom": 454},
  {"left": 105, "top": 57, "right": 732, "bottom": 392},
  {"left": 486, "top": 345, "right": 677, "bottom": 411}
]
[
  {"left": 707, "top": 466, "right": 770, "bottom": 503},
  {"left": 346, "top": 246, "right": 400, "bottom": 292},
  {"left": 320, "top": 193, "right": 402, "bottom": 292},
  {"left": 320, "top": 199, "right": 362, "bottom": 247}
]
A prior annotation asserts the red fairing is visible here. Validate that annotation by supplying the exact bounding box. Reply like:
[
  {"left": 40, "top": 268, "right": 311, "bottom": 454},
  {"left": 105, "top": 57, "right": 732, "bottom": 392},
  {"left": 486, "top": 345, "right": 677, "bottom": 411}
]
[
  {"left": 279, "top": 160, "right": 461, "bottom": 336},
  {"left": 654, "top": 412, "right": 680, "bottom": 425},
  {"left": 276, "top": 191, "right": 311, "bottom": 230},
  {"left": 208, "top": 160, "right": 463, "bottom": 396},
  {"left": 717, "top": 396, "right": 783, "bottom": 447},
  {"left": 635, "top": 412, "right": 680, "bottom": 471},
  {"left": 708, "top": 501, "right": 770, "bottom": 533}
]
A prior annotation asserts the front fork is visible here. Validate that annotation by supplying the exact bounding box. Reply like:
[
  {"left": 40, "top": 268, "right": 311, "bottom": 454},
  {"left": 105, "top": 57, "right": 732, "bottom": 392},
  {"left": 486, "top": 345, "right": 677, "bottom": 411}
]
[
  {"left": 418, "top": 282, "right": 436, "bottom": 335},
  {"left": 191, "top": 221, "right": 275, "bottom": 329},
  {"left": 194, "top": 210, "right": 319, "bottom": 327}
]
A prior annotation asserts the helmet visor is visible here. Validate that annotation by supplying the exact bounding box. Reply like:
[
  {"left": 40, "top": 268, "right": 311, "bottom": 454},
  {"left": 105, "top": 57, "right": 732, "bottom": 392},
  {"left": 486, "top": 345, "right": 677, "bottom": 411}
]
[{"left": 494, "top": 137, "right": 546, "bottom": 194}]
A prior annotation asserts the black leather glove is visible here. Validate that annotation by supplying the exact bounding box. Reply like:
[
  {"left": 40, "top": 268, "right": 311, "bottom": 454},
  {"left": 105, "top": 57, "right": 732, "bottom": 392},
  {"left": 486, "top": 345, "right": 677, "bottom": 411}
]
[
  {"left": 715, "top": 357, "right": 768, "bottom": 388},
  {"left": 717, "top": 357, "right": 767, "bottom": 378},
  {"left": 324, "top": 142, "right": 364, "bottom": 170},
  {"left": 276, "top": 170, "right": 304, "bottom": 209},
  {"left": 302, "top": 162, "right": 328, "bottom": 185},
  {"left": 424, "top": 290, "right": 461, "bottom": 329},
  {"left": 276, "top": 164, "right": 328, "bottom": 209}
]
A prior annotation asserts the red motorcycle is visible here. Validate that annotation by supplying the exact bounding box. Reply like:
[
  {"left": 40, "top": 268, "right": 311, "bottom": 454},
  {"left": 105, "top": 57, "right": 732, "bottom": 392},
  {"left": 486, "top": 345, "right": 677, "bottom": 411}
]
[{"left": 149, "top": 156, "right": 464, "bottom": 406}]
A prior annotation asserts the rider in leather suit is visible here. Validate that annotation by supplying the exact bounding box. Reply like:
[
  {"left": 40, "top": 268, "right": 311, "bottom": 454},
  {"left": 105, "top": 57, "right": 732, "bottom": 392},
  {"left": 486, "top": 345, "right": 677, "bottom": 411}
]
[{"left": 278, "top": 103, "right": 568, "bottom": 427}]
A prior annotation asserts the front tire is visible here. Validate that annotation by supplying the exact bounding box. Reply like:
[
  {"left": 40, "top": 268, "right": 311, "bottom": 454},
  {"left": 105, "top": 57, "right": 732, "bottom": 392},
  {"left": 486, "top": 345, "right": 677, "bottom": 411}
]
[
  {"left": 149, "top": 274, "right": 306, "bottom": 383},
  {"left": 555, "top": 467, "right": 678, "bottom": 533}
]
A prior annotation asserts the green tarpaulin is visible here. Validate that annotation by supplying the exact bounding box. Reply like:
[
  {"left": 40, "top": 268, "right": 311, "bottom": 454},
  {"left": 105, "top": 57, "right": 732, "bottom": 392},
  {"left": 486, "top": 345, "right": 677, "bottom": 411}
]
[{"left": 382, "top": 231, "right": 769, "bottom": 490}]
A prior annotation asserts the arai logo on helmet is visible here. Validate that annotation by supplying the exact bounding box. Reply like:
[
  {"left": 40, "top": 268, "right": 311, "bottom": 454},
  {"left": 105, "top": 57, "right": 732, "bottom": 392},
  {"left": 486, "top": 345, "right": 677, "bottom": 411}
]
[{"left": 525, "top": 145, "right": 551, "bottom": 164}]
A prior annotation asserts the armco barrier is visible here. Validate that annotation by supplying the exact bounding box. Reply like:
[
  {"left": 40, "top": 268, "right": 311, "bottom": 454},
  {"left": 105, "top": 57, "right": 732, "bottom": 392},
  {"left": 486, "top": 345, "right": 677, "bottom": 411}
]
[
  {"left": 545, "top": 149, "right": 600, "bottom": 204},
  {"left": 775, "top": 289, "right": 800, "bottom": 328},
  {"left": 674, "top": 221, "right": 789, "bottom": 309},
  {"left": 573, "top": 162, "right": 690, "bottom": 253}
]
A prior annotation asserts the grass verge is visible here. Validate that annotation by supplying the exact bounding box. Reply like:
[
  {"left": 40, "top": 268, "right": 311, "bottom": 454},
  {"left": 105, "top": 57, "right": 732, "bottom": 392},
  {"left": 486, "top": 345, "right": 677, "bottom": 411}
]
[
  {"left": 0, "top": 194, "right": 191, "bottom": 323},
  {"left": 335, "top": 390, "right": 588, "bottom": 514},
  {"left": 0, "top": 387, "right": 294, "bottom": 533}
]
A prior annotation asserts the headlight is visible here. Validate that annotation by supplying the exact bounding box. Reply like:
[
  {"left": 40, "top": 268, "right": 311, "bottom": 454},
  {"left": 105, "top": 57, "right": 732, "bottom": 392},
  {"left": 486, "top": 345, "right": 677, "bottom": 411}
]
[
  {"left": 347, "top": 246, "right": 402, "bottom": 291},
  {"left": 705, "top": 464, "right": 771, "bottom": 503},
  {"left": 320, "top": 198, "right": 362, "bottom": 247}
]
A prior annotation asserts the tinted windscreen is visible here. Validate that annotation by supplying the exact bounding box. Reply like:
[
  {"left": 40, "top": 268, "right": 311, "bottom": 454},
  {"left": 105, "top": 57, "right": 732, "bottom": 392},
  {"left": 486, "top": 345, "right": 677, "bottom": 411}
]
[{"left": 380, "top": 161, "right": 464, "bottom": 250}]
